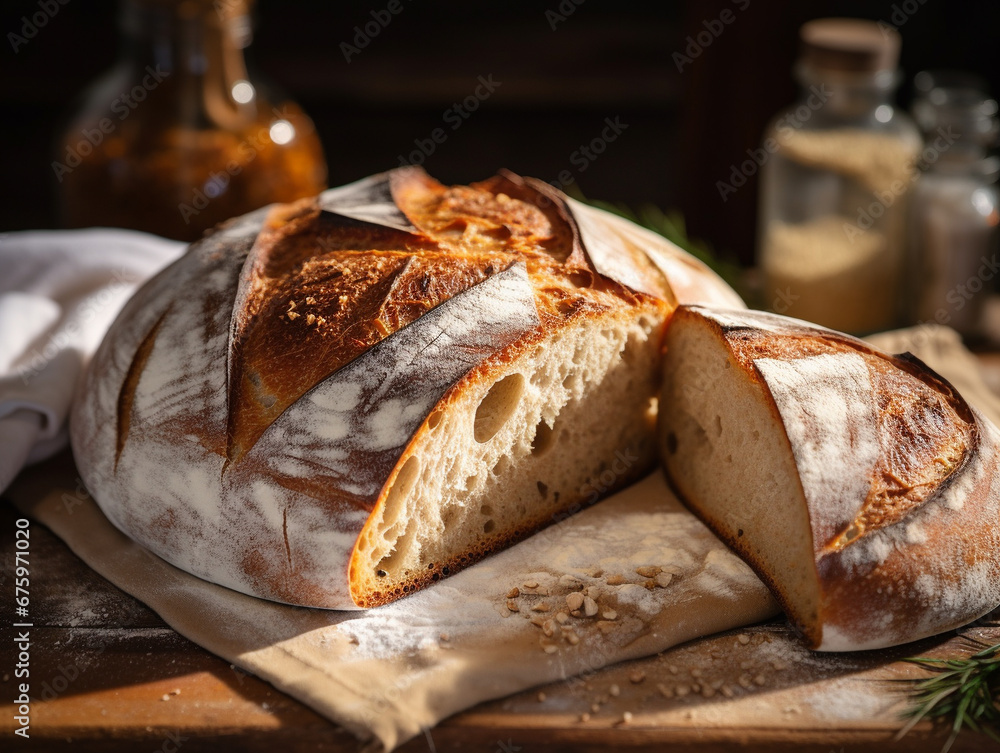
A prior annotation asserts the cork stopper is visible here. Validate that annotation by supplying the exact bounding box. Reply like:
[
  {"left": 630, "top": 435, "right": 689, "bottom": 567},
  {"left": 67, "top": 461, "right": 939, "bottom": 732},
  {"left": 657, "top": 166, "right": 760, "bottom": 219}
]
[{"left": 799, "top": 18, "right": 901, "bottom": 73}]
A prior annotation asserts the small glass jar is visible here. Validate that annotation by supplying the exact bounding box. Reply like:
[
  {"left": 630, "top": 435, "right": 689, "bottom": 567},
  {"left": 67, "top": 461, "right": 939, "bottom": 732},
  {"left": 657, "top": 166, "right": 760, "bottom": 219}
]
[
  {"left": 907, "top": 72, "right": 1000, "bottom": 337},
  {"left": 758, "top": 18, "right": 921, "bottom": 334},
  {"left": 55, "top": 0, "right": 328, "bottom": 241}
]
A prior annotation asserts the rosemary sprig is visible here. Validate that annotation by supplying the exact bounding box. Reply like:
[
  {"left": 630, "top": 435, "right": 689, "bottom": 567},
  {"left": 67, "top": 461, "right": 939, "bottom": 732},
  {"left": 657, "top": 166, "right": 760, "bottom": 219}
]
[{"left": 894, "top": 639, "right": 1000, "bottom": 752}]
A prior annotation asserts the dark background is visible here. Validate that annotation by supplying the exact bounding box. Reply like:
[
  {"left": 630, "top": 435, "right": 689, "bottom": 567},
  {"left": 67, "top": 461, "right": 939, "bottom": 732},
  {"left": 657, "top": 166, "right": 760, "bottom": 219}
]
[{"left": 2, "top": 0, "right": 998, "bottom": 265}]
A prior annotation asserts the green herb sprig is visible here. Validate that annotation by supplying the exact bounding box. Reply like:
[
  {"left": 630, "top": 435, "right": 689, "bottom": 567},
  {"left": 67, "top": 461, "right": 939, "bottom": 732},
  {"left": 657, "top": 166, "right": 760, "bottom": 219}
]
[{"left": 895, "top": 639, "right": 1000, "bottom": 752}]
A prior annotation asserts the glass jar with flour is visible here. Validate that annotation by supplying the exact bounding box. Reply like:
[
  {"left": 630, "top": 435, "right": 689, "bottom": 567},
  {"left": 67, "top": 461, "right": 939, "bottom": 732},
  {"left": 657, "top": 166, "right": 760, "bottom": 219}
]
[{"left": 758, "top": 18, "right": 921, "bottom": 334}]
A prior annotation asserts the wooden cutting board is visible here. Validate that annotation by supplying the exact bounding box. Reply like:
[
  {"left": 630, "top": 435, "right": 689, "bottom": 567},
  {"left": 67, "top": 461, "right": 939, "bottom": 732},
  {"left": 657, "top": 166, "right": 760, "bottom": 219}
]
[{"left": 2, "top": 469, "right": 998, "bottom": 752}]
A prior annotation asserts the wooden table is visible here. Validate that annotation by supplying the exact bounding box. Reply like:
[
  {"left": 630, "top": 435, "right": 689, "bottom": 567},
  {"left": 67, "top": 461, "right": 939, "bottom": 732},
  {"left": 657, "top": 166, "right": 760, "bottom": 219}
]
[{"left": 4, "top": 460, "right": 999, "bottom": 753}]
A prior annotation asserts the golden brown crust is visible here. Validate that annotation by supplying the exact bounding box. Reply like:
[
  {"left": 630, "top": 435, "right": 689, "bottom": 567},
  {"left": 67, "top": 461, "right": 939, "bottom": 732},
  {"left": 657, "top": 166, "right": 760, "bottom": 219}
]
[{"left": 224, "top": 169, "right": 663, "bottom": 468}]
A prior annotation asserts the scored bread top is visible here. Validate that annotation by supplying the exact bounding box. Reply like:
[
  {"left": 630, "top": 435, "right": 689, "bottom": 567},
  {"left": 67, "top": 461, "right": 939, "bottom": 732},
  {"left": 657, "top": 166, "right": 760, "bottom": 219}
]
[
  {"left": 221, "top": 168, "right": 676, "bottom": 466},
  {"left": 676, "top": 307, "right": 1000, "bottom": 650},
  {"left": 75, "top": 168, "right": 739, "bottom": 609}
]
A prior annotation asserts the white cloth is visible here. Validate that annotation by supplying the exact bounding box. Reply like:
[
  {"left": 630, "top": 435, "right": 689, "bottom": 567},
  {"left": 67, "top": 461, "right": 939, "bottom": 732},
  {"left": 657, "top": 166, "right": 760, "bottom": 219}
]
[{"left": 0, "top": 229, "right": 184, "bottom": 492}]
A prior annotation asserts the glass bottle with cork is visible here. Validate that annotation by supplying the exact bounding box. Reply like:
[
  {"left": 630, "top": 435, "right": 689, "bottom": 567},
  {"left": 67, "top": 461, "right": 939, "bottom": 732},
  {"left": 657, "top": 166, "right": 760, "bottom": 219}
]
[
  {"left": 757, "top": 18, "right": 921, "bottom": 334},
  {"left": 55, "top": 0, "right": 327, "bottom": 242},
  {"left": 908, "top": 71, "right": 999, "bottom": 338}
]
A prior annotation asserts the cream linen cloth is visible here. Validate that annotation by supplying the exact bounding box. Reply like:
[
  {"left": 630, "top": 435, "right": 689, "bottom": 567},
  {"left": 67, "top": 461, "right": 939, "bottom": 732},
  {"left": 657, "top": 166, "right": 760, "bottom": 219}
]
[{"left": 3, "top": 231, "right": 998, "bottom": 751}]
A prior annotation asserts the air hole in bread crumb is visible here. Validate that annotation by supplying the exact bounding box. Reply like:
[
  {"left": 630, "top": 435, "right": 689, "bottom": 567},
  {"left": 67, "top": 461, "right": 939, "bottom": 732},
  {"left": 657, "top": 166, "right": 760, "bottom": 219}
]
[
  {"left": 537, "top": 481, "right": 549, "bottom": 499},
  {"left": 427, "top": 409, "right": 443, "bottom": 430},
  {"left": 620, "top": 330, "right": 644, "bottom": 364},
  {"left": 483, "top": 519, "right": 495, "bottom": 534},
  {"left": 380, "top": 455, "right": 421, "bottom": 537},
  {"left": 481, "top": 504, "right": 493, "bottom": 516},
  {"left": 492, "top": 456, "right": 510, "bottom": 476},
  {"left": 665, "top": 431, "right": 678, "bottom": 455},
  {"left": 531, "top": 420, "right": 555, "bottom": 456},
  {"left": 474, "top": 373, "right": 525, "bottom": 443},
  {"left": 556, "top": 298, "right": 578, "bottom": 315},
  {"left": 714, "top": 415, "right": 723, "bottom": 437}
]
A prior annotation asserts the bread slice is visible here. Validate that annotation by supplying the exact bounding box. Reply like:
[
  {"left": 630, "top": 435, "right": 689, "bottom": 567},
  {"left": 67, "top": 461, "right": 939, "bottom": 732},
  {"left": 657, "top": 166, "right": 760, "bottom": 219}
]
[
  {"left": 71, "top": 168, "right": 740, "bottom": 609},
  {"left": 659, "top": 306, "right": 1000, "bottom": 650}
]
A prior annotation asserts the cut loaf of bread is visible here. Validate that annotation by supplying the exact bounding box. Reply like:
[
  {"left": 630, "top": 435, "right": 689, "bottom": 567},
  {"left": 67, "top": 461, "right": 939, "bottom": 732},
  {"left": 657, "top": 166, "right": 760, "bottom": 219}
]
[
  {"left": 71, "top": 168, "right": 741, "bottom": 609},
  {"left": 659, "top": 306, "right": 1000, "bottom": 650}
]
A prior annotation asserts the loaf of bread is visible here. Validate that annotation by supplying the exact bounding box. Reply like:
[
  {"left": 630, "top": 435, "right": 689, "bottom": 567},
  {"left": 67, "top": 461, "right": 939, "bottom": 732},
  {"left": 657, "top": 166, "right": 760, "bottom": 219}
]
[
  {"left": 658, "top": 306, "right": 1000, "bottom": 650},
  {"left": 70, "top": 167, "right": 741, "bottom": 609}
]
